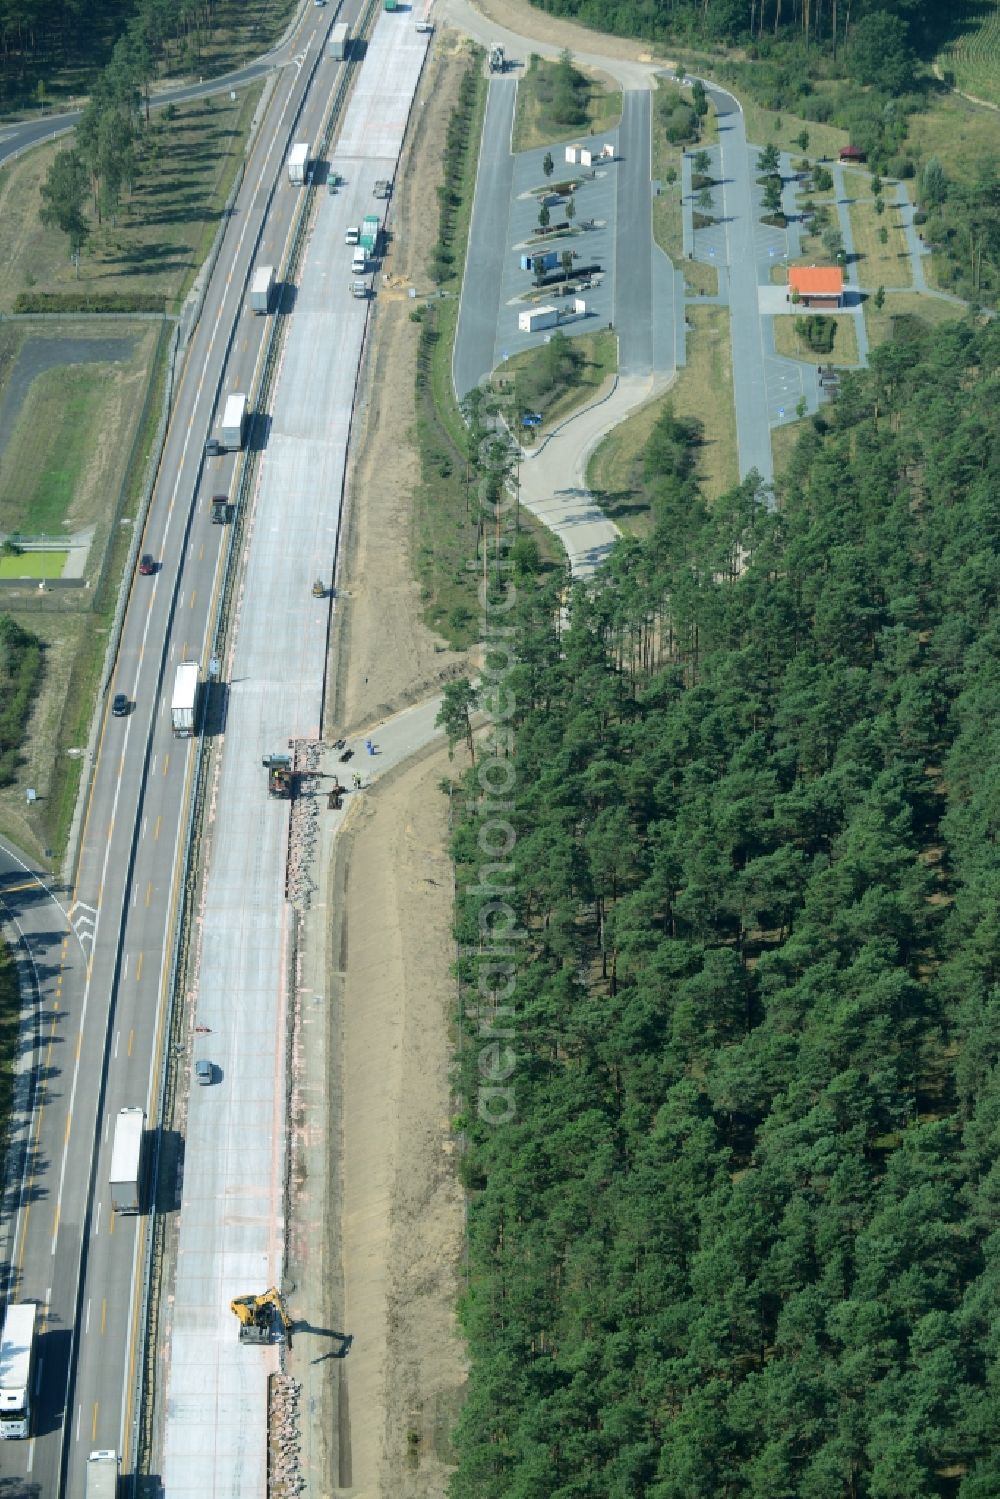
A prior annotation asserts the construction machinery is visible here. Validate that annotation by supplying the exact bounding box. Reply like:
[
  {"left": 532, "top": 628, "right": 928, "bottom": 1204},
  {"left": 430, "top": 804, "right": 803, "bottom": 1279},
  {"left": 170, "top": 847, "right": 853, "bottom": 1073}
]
[
  {"left": 230, "top": 1289, "right": 293, "bottom": 1346},
  {"left": 489, "top": 42, "right": 505, "bottom": 72},
  {"left": 263, "top": 753, "right": 293, "bottom": 798}
]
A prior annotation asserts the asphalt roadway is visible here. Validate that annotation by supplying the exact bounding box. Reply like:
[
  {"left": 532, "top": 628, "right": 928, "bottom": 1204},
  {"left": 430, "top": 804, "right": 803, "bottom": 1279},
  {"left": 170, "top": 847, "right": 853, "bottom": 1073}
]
[
  {"left": 455, "top": 82, "right": 681, "bottom": 398},
  {"left": 158, "top": 16, "right": 431, "bottom": 1495},
  {"left": 0, "top": 2, "right": 366, "bottom": 1494},
  {"left": 0, "top": 50, "right": 288, "bottom": 172}
]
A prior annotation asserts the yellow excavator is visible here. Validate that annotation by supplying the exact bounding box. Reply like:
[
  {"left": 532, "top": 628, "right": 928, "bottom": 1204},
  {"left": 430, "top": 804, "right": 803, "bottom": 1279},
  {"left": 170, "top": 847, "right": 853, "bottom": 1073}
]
[{"left": 230, "top": 1288, "right": 293, "bottom": 1347}]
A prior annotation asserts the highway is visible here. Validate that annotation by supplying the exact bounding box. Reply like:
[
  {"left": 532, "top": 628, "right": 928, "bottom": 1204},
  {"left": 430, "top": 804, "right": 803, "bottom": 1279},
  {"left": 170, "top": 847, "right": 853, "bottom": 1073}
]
[{"left": 0, "top": 3, "right": 366, "bottom": 1495}]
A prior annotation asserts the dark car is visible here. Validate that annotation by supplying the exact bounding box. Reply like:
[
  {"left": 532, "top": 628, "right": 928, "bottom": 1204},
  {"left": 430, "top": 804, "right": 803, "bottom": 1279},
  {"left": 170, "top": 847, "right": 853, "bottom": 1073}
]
[
  {"left": 112, "top": 693, "right": 129, "bottom": 718},
  {"left": 205, "top": 437, "right": 223, "bottom": 458},
  {"left": 139, "top": 553, "right": 156, "bottom": 575}
]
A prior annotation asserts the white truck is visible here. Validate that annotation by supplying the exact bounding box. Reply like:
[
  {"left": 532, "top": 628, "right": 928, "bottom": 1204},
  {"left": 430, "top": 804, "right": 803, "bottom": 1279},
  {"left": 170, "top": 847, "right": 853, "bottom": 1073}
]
[
  {"left": 86, "top": 1450, "right": 120, "bottom": 1499},
  {"left": 109, "top": 1107, "right": 146, "bottom": 1215},
  {"left": 170, "top": 661, "right": 200, "bottom": 738},
  {"left": 328, "top": 21, "right": 350, "bottom": 58},
  {"left": 351, "top": 249, "right": 367, "bottom": 276},
  {"left": 0, "top": 1304, "right": 37, "bottom": 1439},
  {"left": 221, "top": 392, "right": 248, "bottom": 450},
  {"left": 287, "top": 142, "right": 310, "bottom": 184},
  {"left": 250, "top": 265, "right": 275, "bottom": 314},
  {"left": 350, "top": 279, "right": 370, "bottom": 299}
]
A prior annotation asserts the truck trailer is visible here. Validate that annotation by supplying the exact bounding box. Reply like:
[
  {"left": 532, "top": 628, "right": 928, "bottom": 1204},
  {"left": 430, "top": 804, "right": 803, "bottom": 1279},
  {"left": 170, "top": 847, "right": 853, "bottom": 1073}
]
[
  {"left": 518, "top": 305, "right": 559, "bottom": 332},
  {"left": 86, "top": 1450, "right": 120, "bottom": 1499},
  {"left": 109, "top": 1107, "right": 146, "bottom": 1215},
  {"left": 170, "top": 661, "right": 200, "bottom": 738},
  {"left": 221, "top": 392, "right": 248, "bottom": 450},
  {"left": 328, "top": 21, "right": 350, "bottom": 58},
  {"left": 0, "top": 1305, "right": 37, "bottom": 1439},
  {"left": 287, "top": 142, "right": 310, "bottom": 184},
  {"left": 360, "top": 214, "right": 381, "bottom": 254},
  {"left": 520, "top": 250, "right": 559, "bottom": 272},
  {"left": 250, "top": 265, "right": 275, "bottom": 314}
]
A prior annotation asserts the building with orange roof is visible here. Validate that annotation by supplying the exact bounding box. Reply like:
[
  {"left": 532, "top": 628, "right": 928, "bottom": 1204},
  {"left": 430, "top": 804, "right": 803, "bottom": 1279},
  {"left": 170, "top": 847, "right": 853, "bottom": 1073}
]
[{"left": 788, "top": 266, "right": 844, "bottom": 309}]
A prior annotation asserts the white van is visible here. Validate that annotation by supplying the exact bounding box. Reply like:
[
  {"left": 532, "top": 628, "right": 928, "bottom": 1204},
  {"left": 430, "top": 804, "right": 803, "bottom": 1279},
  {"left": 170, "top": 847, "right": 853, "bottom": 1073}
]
[{"left": 352, "top": 250, "right": 367, "bottom": 275}]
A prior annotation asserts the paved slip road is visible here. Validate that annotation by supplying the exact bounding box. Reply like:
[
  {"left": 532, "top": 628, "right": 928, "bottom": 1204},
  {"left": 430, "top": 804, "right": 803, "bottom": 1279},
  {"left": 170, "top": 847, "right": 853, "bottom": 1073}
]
[
  {"left": 0, "top": 46, "right": 292, "bottom": 171},
  {"left": 159, "top": 14, "right": 430, "bottom": 1499},
  {"left": 0, "top": 3, "right": 364, "bottom": 1495}
]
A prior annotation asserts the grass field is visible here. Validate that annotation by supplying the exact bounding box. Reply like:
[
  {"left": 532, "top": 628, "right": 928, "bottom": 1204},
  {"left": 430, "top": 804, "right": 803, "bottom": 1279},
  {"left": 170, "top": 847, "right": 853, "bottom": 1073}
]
[
  {"left": 906, "top": 89, "right": 1000, "bottom": 187},
  {"left": 845, "top": 190, "right": 912, "bottom": 290},
  {"left": 0, "top": 551, "right": 68, "bottom": 578},
  {"left": 513, "top": 56, "right": 622, "bottom": 153},
  {"left": 737, "top": 91, "right": 848, "bottom": 163},
  {"left": 864, "top": 289, "right": 970, "bottom": 348},
  {"left": 0, "top": 368, "right": 109, "bottom": 533},
  {"left": 0, "top": 85, "right": 262, "bottom": 312},
  {"left": 493, "top": 330, "right": 619, "bottom": 430},
  {"left": 936, "top": 0, "right": 1000, "bottom": 105},
  {"left": 774, "top": 313, "right": 860, "bottom": 366},
  {"left": 0, "top": 327, "right": 159, "bottom": 537},
  {"left": 587, "top": 304, "right": 736, "bottom": 535}
]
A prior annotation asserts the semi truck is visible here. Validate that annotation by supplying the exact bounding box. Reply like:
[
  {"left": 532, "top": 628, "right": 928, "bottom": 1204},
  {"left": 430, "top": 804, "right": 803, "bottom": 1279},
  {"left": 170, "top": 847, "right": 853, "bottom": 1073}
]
[
  {"left": 250, "top": 265, "right": 275, "bottom": 314},
  {"left": 0, "top": 1304, "right": 37, "bottom": 1439},
  {"left": 86, "top": 1450, "right": 120, "bottom": 1499},
  {"left": 109, "top": 1107, "right": 146, "bottom": 1215},
  {"left": 360, "top": 214, "right": 381, "bottom": 254},
  {"left": 221, "top": 392, "right": 248, "bottom": 450},
  {"left": 170, "top": 661, "right": 200, "bottom": 738},
  {"left": 287, "top": 142, "right": 310, "bottom": 184},
  {"left": 328, "top": 21, "right": 350, "bottom": 58}
]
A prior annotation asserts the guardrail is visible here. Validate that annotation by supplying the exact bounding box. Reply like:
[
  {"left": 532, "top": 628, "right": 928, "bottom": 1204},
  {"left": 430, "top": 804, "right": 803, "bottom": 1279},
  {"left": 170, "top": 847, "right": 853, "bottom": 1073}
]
[{"left": 131, "top": 0, "right": 383, "bottom": 1479}]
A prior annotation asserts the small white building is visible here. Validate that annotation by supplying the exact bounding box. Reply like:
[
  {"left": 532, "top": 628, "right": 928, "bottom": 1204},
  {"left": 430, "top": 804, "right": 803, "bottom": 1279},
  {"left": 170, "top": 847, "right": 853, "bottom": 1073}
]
[
  {"left": 519, "top": 305, "right": 559, "bottom": 332},
  {"left": 601, "top": 143, "right": 615, "bottom": 160},
  {"left": 565, "top": 144, "right": 581, "bottom": 164},
  {"left": 579, "top": 147, "right": 593, "bottom": 166},
  {"left": 574, "top": 298, "right": 587, "bottom": 315}
]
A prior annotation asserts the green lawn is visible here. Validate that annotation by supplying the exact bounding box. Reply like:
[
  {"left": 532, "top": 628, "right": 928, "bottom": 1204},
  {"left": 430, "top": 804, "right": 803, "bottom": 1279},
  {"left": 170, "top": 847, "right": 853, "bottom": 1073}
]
[
  {"left": 906, "top": 88, "right": 1000, "bottom": 187},
  {"left": 587, "top": 304, "right": 736, "bottom": 535},
  {"left": 735, "top": 89, "right": 848, "bottom": 163},
  {"left": 846, "top": 190, "right": 912, "bottom": 290},
  {"left": 0, "top": 366, "right": 112, "bottom": 533},
  {"left": 650, "top": 78, "right": 718, "bottom": 296},
  {"left": 864, "top": 289, "right": 970, "bottom": 349},
  {"left": 513, "top": 56, "right": 621, "bottom": 153},
  {"left": 774, "top": 313, "right": 861, "bottom": 366},
  {"left": 0, "top": 551, "right": 68, "bottom": 577},
  {"left": 492, "top": 331, "right": 618, "bottom": 431}
]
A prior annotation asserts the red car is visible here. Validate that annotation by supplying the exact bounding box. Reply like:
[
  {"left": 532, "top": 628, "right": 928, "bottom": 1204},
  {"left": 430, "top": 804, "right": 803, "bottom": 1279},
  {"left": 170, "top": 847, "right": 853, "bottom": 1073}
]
[{"left": 139, "top": 554, "right": 156, "bottom": 576}]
